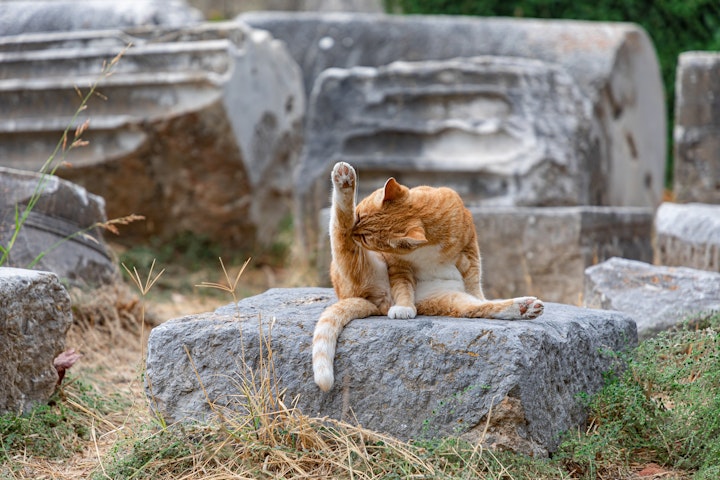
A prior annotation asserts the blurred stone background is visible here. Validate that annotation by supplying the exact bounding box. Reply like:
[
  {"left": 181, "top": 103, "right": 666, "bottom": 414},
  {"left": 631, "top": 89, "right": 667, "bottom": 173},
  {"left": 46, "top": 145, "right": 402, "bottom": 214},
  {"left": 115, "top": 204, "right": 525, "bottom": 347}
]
[{"left": 0, "top": 0, "right": 718, "bottom": 305}]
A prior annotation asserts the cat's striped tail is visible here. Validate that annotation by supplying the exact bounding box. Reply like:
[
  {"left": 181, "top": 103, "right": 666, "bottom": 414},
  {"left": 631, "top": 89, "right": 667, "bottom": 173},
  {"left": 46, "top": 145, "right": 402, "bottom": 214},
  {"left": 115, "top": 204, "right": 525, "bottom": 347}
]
[{"left": 312, "top": 297, "right": 380, "bottom": 392}]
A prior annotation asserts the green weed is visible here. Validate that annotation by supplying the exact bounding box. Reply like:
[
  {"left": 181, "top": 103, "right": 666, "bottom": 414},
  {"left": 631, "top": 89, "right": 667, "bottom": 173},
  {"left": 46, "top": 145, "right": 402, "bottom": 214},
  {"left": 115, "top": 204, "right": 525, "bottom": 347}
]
[
  {"left": 558, "top": 311, "right": 720, "bottom": 478},
  {"left": 0, "top": 377, "right": 127, "bottom": 463}
]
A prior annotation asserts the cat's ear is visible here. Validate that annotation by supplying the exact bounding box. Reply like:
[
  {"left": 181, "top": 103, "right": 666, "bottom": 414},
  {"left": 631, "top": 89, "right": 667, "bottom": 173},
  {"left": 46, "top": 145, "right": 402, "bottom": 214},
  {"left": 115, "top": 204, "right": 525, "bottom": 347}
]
[
  {"left": 382, "top": 178, "right": 407, "bottom": 203},
  {"left": 404, "top": 226, "right": 428, "bottom": 245},
  {"left": 389, "top": 225, "right": 428, "bottom": 249}
]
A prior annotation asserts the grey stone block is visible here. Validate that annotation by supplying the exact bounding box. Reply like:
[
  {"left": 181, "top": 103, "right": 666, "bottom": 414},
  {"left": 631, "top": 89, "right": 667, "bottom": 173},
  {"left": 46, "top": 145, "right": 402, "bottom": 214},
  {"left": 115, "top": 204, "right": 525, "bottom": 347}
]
[
  {"left": 318, "top": 206, "right": 654, "bottom": 304},
  {"left": 146, "top": 287, "right": 637, "bottom": 456},
  {"left": 0, "top": 167, "right": 118, "bottom": 287},
  {"left": 474, "top": 206, "right": 654, "bottom": 304},
  {"left": 654, "top": 202, "right": 720, "bottom": 272},
  {"left": 0, "top": 0, "right": 203, "bottom": 36},
  {"left": 248, "top": 13, "right": 666, "bottom": 254},
  {"left": 584, "top": 257, "right": 720, "bottom": 338},
  {"left": 243, "top": 12, "right": 667, "bottom": 205},
  {"left": 295, "top": 58, "right": 601, "bottom": 254},
  {"left": 0, "top": 21, "right": 304, "bottom": 249},
  {"left": 0, "top": 268, "right": 72, "bottom": 414},
  {"left": 674, "top": 52, "right": 720, "bottom": 204}
]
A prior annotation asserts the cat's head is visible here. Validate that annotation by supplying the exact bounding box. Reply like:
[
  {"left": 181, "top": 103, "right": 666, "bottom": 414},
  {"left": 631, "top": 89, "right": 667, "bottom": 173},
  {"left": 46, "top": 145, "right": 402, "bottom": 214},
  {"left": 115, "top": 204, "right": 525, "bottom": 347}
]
[{"left": 352, "top": 177, "right": 428, "bottom": 253}]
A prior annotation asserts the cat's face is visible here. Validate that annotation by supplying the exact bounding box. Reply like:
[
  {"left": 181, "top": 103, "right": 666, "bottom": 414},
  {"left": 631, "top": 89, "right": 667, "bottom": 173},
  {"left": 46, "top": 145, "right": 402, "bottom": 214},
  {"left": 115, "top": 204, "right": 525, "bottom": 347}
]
[{"left": 352, "top": 178, "right": 428, "bottom": 254}]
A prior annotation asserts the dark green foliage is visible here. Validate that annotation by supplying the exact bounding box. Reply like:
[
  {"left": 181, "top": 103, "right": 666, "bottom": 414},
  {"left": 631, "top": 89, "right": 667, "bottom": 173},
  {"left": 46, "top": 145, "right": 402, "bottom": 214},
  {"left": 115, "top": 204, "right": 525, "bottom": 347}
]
[
  {"left": 385, "top": 0, "right": 720, "bottom": 187},
  {"left": 119, "top": 232, "right": 224, "bottom": 273}
]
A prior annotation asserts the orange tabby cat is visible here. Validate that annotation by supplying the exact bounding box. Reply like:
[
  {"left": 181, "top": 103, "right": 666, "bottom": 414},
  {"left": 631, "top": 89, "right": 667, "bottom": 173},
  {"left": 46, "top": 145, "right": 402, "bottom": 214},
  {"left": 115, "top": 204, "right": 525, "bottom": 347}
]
[{"left": 312, "top": 162, "right": 544, "bottom": 391}]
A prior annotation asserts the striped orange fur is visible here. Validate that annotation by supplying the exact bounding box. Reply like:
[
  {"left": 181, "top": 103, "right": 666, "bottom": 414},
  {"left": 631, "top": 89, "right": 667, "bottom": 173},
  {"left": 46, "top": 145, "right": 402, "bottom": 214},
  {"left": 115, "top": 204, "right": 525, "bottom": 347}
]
[{"left": 312, "top": 162, "right": 544, "bottom": 392}]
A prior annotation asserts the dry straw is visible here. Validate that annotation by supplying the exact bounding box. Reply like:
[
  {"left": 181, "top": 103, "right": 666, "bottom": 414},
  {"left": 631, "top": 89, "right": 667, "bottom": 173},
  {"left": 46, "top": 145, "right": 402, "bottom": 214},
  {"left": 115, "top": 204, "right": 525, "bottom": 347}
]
[{"left": 118, "top": 257, "right": 509, "bottom": 479}]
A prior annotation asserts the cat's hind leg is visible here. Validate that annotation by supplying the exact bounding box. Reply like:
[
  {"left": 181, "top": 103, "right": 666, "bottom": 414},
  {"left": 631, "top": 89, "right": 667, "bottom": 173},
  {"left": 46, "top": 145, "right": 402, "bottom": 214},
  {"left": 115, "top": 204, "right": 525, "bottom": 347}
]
[
  {"left": 456, "top": 239, "right": 485, "bottom": 299},
  {"left": 313, "top": 297, "right": 381, "bottom": 391},
  {"left": 482, "top": 296, "right": 544, "bottom": 320},
  {"left": 417, "top": 292, "right": 544, "bottom": 320}
]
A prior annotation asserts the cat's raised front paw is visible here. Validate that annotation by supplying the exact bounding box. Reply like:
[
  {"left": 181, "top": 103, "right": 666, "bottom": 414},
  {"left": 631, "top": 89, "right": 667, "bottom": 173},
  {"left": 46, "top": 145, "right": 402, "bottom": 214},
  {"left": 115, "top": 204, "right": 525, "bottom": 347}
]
[
  {"left": 516, "top": 296, "right": 544, "bottom": 319},
  {"left": 332, "top": 162, "right": 356, "bottom": 190},
  {"left": 388, "top": 305, "right": 417, "bottom": 319}
]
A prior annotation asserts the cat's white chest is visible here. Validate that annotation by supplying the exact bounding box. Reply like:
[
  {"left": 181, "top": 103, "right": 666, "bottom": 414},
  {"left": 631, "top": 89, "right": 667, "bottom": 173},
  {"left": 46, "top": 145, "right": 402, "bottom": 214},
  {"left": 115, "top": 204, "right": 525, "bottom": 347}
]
[{"left": 401, "top": 245, "right": 464, "bottom": 300}]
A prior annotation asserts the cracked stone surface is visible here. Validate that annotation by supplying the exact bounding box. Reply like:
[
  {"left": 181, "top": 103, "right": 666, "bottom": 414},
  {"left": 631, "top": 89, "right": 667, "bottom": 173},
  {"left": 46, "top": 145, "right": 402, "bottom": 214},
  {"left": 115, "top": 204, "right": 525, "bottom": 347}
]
[
  {"left": 146, "top": 287, "right": 636, "bottom": 455},
  {"left": 0, "top": 268, "right": 72, "bottom": 414}
]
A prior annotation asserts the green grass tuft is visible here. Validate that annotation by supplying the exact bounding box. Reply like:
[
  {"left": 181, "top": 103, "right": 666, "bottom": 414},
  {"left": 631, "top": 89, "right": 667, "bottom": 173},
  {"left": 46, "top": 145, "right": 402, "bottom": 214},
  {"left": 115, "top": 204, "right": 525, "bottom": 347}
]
[{"left": 0, "top": 377, "right": 127, "bottom": 463}]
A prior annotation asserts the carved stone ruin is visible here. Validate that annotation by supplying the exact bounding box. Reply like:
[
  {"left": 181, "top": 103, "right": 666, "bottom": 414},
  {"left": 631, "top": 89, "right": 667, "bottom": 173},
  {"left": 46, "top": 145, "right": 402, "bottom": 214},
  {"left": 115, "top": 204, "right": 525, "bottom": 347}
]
[
  {"left": 240, "top": 13, "right": 667, "bottom": 255},
  {"left": 0, "top": 167, "right": 118, "bottom": 288},
  {"left": 0, "top": 0, "right": 202, "bottom": 35},
  {"left": 0, "top": 21, "right": 304, "bottom": 249}
]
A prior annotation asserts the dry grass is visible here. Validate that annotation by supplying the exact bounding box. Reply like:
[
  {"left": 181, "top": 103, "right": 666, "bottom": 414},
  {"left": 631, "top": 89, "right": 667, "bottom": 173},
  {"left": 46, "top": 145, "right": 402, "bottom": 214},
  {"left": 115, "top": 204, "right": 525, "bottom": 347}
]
[
  {"left": 2, "top": 257, "right": 707, "bottom": 479},
  {"left": 0, "top": 259, "right": 526, "bottom": 479},
  {"left": 103, "top": 404, "right": 506, "bottom": 479}
]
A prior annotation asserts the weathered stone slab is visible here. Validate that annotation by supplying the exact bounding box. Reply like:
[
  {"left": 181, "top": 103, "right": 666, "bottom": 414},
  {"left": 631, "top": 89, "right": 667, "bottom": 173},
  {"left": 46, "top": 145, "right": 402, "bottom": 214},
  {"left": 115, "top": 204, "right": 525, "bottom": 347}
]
[
  {"left": 248, "top": 13, "right": 666, "bottom": 255},
  {"left": 242, "top": 12, "right": 666, "bottom": 208},
  {"left": 146, "top": 287, "right": 637, "bottom": 456},
  {"left": 294, "top": 57, "right": 600, "bottom": 253},
  {"left": 475, "top": 206, "right": 654, "bottom": 304},
  {"left": 674, "top": 52, "right": 720, "bottom": 204},
  {"left": 317, "top": 206, "right": 654, "bottom": 304},
  {"left": 190, "top": 0, "right": 383, "bottom": 20},
  {"left": 0, "top": 0, "right": 203, "bottom": 36},
  {"left": 584, "top": 257, "right": 720, "bottom": 338},
  {"left": 0, "top": 21, "right": 304, "bottom": 249},
  {"left": 654, "top": 202, "right": 720, "bottom": 272},
  {"left": 0, "top": 167, "right": 118, "bottom": 287},
  {"left": 0, "top": 268, "right": 73, "bottom": 414}
]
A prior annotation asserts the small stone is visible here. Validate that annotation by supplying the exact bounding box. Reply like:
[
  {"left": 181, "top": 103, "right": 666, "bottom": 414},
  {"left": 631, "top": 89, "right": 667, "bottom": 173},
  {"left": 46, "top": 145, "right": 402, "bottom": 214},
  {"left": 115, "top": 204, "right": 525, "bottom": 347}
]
[{"left": 0, "top": 268, "right": 72, "bottom": 414}]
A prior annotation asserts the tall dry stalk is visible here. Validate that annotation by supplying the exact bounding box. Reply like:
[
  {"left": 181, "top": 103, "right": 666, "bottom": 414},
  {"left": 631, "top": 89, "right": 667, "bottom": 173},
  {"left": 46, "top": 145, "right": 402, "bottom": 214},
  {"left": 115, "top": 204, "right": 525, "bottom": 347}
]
[{"left": 1, "top": 45, "right": 134, "bottom": 268}]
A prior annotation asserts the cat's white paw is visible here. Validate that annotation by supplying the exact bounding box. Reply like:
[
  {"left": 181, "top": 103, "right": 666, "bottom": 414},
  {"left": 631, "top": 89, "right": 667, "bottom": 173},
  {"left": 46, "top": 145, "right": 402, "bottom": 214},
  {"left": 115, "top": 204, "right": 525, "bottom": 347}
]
[
  {"left": 388, "top": 305, "right": 417, "bottom": 319},
  {"left": 514, "top": 296, "right": 544, "bottom": 319},
  {"left": 332, "top": 162, "right": 356, "bottom": 190}
]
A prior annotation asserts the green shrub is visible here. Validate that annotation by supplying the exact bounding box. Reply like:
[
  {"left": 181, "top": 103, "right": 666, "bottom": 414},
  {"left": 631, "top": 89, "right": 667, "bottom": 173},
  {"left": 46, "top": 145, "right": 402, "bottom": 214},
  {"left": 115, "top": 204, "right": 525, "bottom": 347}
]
[
  {"left": 0, "top": 378, "right": 126, "bottom": 463},
  {"left": 558, "top": 312, "right": 720, "bottom": 477}
]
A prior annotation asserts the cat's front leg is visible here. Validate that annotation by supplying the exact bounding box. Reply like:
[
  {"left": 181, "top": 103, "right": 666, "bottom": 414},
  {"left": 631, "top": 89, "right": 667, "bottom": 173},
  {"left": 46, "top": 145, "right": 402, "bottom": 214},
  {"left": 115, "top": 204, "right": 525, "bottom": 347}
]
[
  {"left": 417, "top": 292, "right": 543, "bottom": 320},
  {"left": 331, "top": 161, "right": 357, "bottom": 232},
  {"left": 329, "top": 161, "right": 364, "bottom": 267},
  {"left": 386, "top": 257, "right": 417, "bottom": 319}
]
